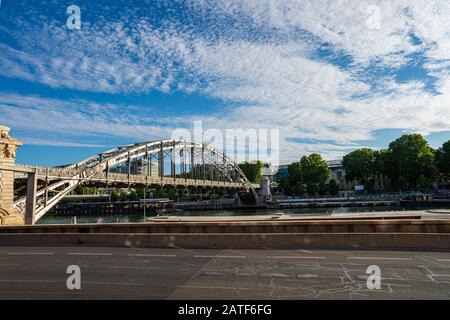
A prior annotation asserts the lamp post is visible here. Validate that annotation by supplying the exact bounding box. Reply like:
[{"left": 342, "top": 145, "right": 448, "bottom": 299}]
[{"left": 143, "top": 186, "right": 147, "bottom": 222}]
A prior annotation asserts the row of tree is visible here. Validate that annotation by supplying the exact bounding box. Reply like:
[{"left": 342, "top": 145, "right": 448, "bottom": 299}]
[
  {"left": 279, "top": 154, "right": 335, "bottom": 196},
  {"left": 342, "top": 134, "right": 450, "bottom": 192},
  {"left": 279, "top": 134, "right": 450, "bottom": 196}
]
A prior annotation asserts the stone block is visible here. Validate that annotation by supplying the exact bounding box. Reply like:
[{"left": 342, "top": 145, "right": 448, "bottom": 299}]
[{"left": 0, "top": 125, "right": 23, "bottom": 226}]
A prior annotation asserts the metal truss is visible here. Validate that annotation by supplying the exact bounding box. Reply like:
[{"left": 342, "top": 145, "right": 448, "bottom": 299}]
[{"left": 13, "top": 140, "right": 256, "bottom": 222}]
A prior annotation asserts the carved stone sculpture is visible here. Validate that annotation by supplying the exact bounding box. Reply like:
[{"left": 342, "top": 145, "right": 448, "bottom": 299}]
[{"left": 0, "top": 125, "right": 24, "bottom": 225}]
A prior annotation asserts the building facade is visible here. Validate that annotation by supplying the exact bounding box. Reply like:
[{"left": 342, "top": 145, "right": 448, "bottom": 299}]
[{"left": 269, "top": 160, "right": 355, "bottom": 192}]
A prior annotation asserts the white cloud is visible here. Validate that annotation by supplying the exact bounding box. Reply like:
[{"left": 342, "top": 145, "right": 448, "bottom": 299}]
[
  {"left": 0, "top": 94, "right": 176, "bottom": 142},
  {"left": 1, "top": 0, "right": 450, "bottom": 164}
]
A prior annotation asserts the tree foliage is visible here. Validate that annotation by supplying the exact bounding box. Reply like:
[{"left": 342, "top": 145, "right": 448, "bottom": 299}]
[
  {"left": 287, "top": 161, "right": 303, "bottom": 187},
  {"left": 417, "top": 175, "right": 430, "bottom": 193},
  {"left": 279, "top": 134, "right": 449, "bottom": 196},
  {"left": 299, "top": 154, "right": 331, "bottom": 185},
  {"left": 278, "top": 176, "right": 288, "bottom": 193},
  {"left": 239, "top": 161, "right": 264, "bottom": 183},
  {"left": 284, "top": 154, "right": 331, "bottom": 196},
  {"left": 382, "top": 176, "right": 392, "bottom": 192},
  {"left": 329, "top": 179, "right": 339, "bottom": 196},
  {"left": 436, "top": 140, "right": 450, "bottom": 177},
  {"left": 342, "top": 148, "right": 376, "bottom": 182},
  {"left": 384, "top": 134, "right": 435, "bottom": 187}
]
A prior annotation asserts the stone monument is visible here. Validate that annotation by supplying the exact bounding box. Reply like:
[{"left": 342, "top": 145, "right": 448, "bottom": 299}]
[
  {"left": 0, "top": 125, "right": 24, "bottom": 225},
  {"left": 259, "top": 176, "right": 272, "bottom": 202}
]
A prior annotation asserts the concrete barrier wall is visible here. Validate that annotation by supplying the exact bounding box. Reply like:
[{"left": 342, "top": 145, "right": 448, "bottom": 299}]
[
  {"left": 0, "top": 232, "right": 449, "bottom": 250},
  {"left": 1, "top": 219, "right": 450, "bottom": 234}
]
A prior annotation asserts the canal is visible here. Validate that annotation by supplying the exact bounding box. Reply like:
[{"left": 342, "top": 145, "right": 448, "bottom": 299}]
[{"left": 37, "top": 206, "right": 432, "bottom": 225}]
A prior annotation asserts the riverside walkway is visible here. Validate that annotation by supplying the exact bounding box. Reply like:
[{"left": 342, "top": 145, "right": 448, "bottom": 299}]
[{"left": 1, "top": 211, "right": 449, "bottom": 250}]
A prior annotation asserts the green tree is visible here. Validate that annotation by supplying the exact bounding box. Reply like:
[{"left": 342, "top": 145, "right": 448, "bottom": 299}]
[
  {"left": 318, "top": 181, "right": 327, "bottom": 196},
  {"left": 284, "top": 154, "right": 330, "bottom": 196},
  {"left": 384, "top": 134, "right": 436, "bottom": 187},
  {"left": 286, "top": 161, "right": 304, "bottom": 195},
  {"left": 278, "top": 177, "right": 288, "bottom": 193},
  {"left": 119, "top": 191, "right": 128, "bottom": 201},
  {"left": 329, "top": 179, "right": 339, "bottom": 196},
  {"left": 299, "top": 154, "right": 331, "bottom": 185},
  {"left": 136, "top": 188, "right": 148, "bottom": 199},
  {"left": 293, "top": 181, "right": 304, "bottom": 196},
  {"left": 129, "top": 190, "right": 139, "bottom": 201},
  {"left": 287, "top": 162, "right": 303, "bottom": 186},
  {"left": 366, "top": 179, "right": 375, "bottom": 194},
  {"left": 436, "top": 140, "right": 450, "bottom": 178},
  {"left": 374, "top": 149, "right": 388, "bottom": 176},
  {"left": 306, "top": 182, "right": 316, "bottom": 196},
  {"left": 169, "top": 188, "right": 177, "bottom": 200},
  {"left": 382, "top": 176, "right": 392, "bottom": 192},
  {"left": 417, "top": 176, "right": 430, "bottom": 193},
  {"left": 75, "top": 186, "right": 98, "bottom": 195},
  {"left": 398, "top": 176, "right": 409, "bottom": 192},
  {"left": 110, "top": 189, "right": 120, "bottom": 202},
  {"left": 239, "top": 161, "right": 264, "bottom": 183},
  {"left": 342, "top": 148, "right": 375, "bottom": 182}
]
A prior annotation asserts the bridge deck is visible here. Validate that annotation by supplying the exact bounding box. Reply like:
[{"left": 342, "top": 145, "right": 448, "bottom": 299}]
[
  {"left": 90, "top": 173, "right": 243, "bottom": 188},
  {"left": 3, "top": 139, "right": 257, "bottom": 224}
]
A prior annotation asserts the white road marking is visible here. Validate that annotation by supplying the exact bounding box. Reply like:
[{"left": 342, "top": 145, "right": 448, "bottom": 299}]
[
  {"left": 260, "top": 273, "right": 290, "bottom": 278},
  {"left": 297, "top": 274, "right": 319, "bottom": 279},
  {"left": 235, "top": 272, "right": 255, "bottom": 277},
  {"left": 266, "top": 256, "right": 326, "bottom": 260},
  {"left": 6, "top": 252, "right": 54, "bottom": 256},
  {"left": 201, "top": 271, "right": 225, "bottom": 276},
  {"left": 83, "top": 281, "right": 144, "bottom": 286},
  {"left": 437, "top": 259, "right": 450, "bottom": 262},
  {"left": 177, "top": 285, "right": 251, "bottom": 290},
  {"left": 107, "top": 266, "right": 153, "bottom": 270},
  {"left": 67, "top": 253, "right": 113, "bottom": 256},
  {"left": 348, "top": 257, "right": 412, "bottom": 261},
  {"left": 128, "top": 254, "right": 177, "bottom": 258},
  {"left": 194, "top": 255, "right": 246, "bottom": 259},
  {"left": 0, "top": 279, "right": 57, "bottom": 283}
]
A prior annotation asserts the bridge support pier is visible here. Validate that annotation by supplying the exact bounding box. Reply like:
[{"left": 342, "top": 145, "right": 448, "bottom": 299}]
[
  {"left": 159, "top": 141, "right": 164, "bottom": 184},
  {"left": 0, "top": 125, "right": 24, "bottom": 226},
  {"left": 24, "top": 173, "right": 37, "bottom": 225}
]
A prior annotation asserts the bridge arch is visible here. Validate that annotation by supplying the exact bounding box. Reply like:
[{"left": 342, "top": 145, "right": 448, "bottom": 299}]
[{"left": 13, "top": 140, "right": 256, "bottom": 222}]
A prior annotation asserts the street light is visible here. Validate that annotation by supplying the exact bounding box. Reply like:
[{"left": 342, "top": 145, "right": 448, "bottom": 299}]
[{"left": 143, "top": 185, "right": 147, "bottom": 222}]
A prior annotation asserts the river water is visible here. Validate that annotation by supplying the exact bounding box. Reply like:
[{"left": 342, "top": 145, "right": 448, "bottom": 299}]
[{"left": 36, "top": 206, "right": 430, "bottom": 225}]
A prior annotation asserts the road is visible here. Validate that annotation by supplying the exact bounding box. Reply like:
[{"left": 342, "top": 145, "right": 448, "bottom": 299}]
[{"left": 0, "top": 247, "right": 449, "bottom": 300}]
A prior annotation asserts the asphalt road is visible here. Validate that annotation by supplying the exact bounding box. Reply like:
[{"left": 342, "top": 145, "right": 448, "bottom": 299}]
[{"left": 0, "top": 246, "right": 449, "bottom": 300}]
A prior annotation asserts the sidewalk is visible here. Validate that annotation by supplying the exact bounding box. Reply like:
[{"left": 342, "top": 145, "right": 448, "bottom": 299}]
[{"left": 148, "top": 210, "right": 450, "bottom": 223}]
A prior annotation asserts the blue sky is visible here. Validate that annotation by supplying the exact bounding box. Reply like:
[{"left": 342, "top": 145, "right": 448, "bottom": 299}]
[{"left": 0, "top": 0, "right": 449, "bottom": 166}]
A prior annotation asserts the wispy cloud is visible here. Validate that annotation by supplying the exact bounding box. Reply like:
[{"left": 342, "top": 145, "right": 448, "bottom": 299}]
[{"left": 0, "top": 0, "right": 449, "bottom": 163}]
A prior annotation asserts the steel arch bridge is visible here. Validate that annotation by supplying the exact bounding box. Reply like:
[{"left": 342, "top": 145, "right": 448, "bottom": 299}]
[{"left": 12, "top": 140, "right": 257, "bottom": 223}]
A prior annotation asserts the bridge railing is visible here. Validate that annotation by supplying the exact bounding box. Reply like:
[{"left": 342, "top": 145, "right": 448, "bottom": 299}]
[{"left": 91, "top": 173, "right": 242, "bottom": 188}]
